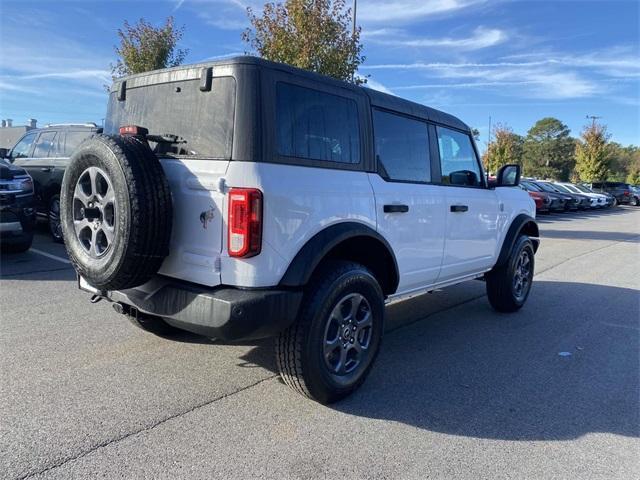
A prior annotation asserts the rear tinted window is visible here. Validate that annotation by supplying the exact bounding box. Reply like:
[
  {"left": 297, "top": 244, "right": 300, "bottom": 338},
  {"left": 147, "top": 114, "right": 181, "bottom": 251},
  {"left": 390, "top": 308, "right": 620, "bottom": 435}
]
[
  {"left": 373, "top": 109, "right": 430, "bottom": 182},
  {"left": 105, "top": 76, "right": 235, "bottom": 159},
  {"left": 276, "top": 82, "right": 360, "bottom": 164}
]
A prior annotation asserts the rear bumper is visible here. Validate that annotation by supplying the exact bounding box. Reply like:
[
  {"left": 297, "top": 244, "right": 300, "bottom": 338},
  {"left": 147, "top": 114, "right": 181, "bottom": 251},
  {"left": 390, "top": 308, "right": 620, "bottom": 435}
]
[{"left": 81, "top": 276, "right": 303, "bottom": 341}]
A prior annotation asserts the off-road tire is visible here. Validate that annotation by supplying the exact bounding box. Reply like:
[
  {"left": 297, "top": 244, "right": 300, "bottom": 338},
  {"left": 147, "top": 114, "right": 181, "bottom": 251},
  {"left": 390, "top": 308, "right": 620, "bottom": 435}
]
[
  {"left": 48, "top": 194, "right": 63, "bottom": 243},
  {"left": 276, "top": 261, "right": 384, "bottom": 404},
  {"left": 60, "top": 134, "right": 172, "bottom": 290},
  {"left": 486, "top": 235, "right": 535, "bottom": 313},
  {"left": 1, "top": 233, "right": 33, "bottom": 253}
]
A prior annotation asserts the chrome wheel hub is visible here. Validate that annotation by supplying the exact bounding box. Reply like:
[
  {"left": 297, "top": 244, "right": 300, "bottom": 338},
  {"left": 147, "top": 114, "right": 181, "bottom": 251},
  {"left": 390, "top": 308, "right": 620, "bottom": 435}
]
[
  {"left": 323, "top": 293, "right": 373, "bottom": 376},
  {"left": 512, "top": 249, "right": 532, "bottom": 301},
  {"left": 72, "top": 167, "right": 116, "bottom": 258}
]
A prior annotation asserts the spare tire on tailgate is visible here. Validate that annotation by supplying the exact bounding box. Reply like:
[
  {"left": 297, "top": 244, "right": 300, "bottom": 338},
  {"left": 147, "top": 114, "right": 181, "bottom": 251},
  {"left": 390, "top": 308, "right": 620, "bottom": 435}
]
[{"left": 60, "top": 134, "right": 172, "bottom": 291}]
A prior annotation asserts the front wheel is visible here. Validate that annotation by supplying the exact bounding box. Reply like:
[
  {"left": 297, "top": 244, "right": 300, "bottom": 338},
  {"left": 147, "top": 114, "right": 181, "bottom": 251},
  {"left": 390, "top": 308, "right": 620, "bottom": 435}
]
[
  {"left": 1, "top": 234, "right": 34, "bottom": 253},
  {"left": 486, "top": 236, "right": 535, "bottom": 313},
  {"left": 276, "top": 261, "right": 384, "bottom": 404},
  {"left": 631, "top": 196, "right": 639, "bottom": 207}
]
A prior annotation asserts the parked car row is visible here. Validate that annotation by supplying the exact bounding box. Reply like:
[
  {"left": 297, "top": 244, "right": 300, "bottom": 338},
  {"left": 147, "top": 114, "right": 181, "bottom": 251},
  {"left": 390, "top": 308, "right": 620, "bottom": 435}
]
[
  {"left": 589, "top": 181, "right": 640, "bottom": 206},
  {"left": 0, "top": 123, "right": 101, "bottom": 242},
  {"left": 519, "top": 179, "right": 639, "bottom": 214}
]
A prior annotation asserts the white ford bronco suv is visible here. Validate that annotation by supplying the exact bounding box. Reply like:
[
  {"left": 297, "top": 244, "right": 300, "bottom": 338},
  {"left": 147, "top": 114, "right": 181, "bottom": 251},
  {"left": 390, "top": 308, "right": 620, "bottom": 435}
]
[{"left": 60, "top": 57, "right": 539, "bottom": 404}]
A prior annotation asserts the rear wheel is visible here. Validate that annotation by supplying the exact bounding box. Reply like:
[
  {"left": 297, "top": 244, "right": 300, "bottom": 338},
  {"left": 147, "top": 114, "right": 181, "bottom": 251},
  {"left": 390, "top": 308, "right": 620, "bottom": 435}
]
[
  {"left": 631, "top": 196, "right": 639, "bottom": 207},
  {"left": 276, "top": 261, "right": 384, "bottom": 404},
  {"left": 48, "top": 195, "right": 63, "bottom": 243},
  {"left": 486, "top": 235, "right": 535, "bottom": 313}
]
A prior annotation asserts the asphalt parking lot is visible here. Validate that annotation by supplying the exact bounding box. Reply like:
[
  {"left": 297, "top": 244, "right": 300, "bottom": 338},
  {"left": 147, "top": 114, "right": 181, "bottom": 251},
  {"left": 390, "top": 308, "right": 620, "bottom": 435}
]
[{"left": 1, "top": 207, "right": 639, "bottom": 480}]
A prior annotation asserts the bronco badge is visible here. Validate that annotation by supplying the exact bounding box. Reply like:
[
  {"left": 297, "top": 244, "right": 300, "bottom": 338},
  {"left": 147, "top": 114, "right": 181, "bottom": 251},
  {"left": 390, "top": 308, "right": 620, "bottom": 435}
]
[{"left": 200, "top": 205, "right": 215, "bottom": 229}]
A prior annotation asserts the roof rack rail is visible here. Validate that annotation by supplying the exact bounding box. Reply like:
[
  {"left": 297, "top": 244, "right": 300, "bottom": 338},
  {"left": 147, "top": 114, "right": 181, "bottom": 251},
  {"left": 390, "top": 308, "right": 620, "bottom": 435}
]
[{"left": 44, "top": 122, "right": 99, "bottom": 128}]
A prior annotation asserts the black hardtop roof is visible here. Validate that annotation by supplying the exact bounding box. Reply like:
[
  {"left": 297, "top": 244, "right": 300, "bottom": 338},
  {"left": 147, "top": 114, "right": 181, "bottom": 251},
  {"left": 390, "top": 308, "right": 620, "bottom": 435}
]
[{"left": 115, "top": 56, "right": 471, "bottom": 133}]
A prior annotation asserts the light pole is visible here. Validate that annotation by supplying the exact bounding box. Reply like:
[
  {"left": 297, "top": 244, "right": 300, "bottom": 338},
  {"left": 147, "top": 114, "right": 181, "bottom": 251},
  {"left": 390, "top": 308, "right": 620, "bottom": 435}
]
[
  {"left": 353, "top": 0, "right": 357, "bottom": 37},
  {"left": 586, "top": 114, "right": 602, "bottom": 127}
]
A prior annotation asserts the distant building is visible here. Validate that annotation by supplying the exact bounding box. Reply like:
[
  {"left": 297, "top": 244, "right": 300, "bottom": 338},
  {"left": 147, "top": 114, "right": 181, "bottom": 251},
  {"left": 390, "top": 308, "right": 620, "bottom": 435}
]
[{"left": 0, "top": 118, "right": 37, "bottom": 149}]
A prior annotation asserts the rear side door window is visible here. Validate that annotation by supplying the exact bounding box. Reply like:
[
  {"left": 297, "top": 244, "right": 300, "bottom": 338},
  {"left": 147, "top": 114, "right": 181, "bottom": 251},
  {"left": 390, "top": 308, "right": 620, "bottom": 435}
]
[
  {"left": 372, "top": 109, "right": 430, "bottom": 183},
  {"left": 49, "top": 132, "right": 66, "bottom": 158},
  {"left": 32, "top": 131, "right": 57, "bottom": 158},
  {"left": 276, "top": 82, "right": 360, "bottom": 164},
  {"left": 436, "top": 126, "right": 482, "bottom": 187},
  {"left": 10, "top": 132, "right": 38, "bottom": 159}
]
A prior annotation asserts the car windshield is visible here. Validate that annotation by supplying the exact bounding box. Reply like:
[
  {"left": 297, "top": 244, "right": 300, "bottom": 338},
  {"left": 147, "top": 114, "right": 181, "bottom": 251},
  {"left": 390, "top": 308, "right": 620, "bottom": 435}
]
[
  {"left": 561, "top": 184, "right": 580, "bottom": 193},
  {"left": 522, "top": 181, "right": 542, "bottom": 192},
  {"left": 536, "top": 182, "right": 559, "bottom": 193},
  {"left": 552, "top": 184, "right": 572, "bottom": 193},
  {"left": 575, "top": 184, "right": 593, "bottom": 193}
]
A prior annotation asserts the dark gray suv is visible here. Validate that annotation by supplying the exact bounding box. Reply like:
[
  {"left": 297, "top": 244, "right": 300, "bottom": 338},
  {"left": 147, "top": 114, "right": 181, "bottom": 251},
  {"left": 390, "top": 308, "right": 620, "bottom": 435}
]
[{"left": 4, "top": 123, "right": 101, "bottom": 241}]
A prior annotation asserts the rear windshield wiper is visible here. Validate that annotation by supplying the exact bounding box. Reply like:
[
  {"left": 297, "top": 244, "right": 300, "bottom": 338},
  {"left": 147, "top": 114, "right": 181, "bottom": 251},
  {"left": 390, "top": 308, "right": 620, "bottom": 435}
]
[
  {"left": 146, "top": 133, "right": 197, "bottom": 156},
  {"left": 146, "top": 133, "right": 187, "bottom": 144},
  {"left": 119, "top": 126, "right": 195, "bottom": 155}
]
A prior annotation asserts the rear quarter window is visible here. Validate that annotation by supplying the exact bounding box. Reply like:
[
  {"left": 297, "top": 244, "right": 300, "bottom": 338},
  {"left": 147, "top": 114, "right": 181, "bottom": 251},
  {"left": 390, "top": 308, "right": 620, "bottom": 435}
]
[
  {"left": 64, "top": 131, "right": 93, "bottom": 156},
  {"left": 276, "top": 82, "right": 360, "bottom": 164}
]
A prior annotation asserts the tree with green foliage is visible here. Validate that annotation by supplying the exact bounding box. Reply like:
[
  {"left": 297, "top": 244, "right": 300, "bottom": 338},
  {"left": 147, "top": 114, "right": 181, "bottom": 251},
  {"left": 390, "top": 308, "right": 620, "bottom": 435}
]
[
  {"left": 522, "top": 117, "right": 575, "bottom": 180},
  {"left": 110, "top": 16, "right": 188, "bottom": 81},
  {"left": 482, "top": 123, "right": 523, "bottom": 174},
  {"left": 574, "top": 121, "right": 611, "bottom": 182},
  {"left": 627, "top": 168, "right": 640, "bottom": 185},
  {"left": 243, "top": 0, "right": 365, "bottom": 84},
  {"left": 608, "top": 143, "right": 640, "bottom": 182}
]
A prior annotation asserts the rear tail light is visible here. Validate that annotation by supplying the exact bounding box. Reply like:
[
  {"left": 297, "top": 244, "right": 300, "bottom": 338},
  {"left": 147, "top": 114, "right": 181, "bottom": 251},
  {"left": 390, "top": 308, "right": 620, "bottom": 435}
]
[
  {"left": 119, "top": 125, "right": 149, "bottom": 136},
  {"left": 623, "top": 190, "right": 630, "bottom": 196},
  {"left": 228, "top": 188, "right": 262, "bottom": 258}
]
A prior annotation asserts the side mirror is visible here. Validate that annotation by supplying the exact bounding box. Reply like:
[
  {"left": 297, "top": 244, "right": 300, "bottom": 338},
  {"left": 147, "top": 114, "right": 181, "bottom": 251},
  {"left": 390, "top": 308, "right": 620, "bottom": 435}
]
[
  {"left": 0, "top": 148, "right": 9, "bottom": 159},
  {"left": 449, "top": 170, "right": 479, "bottom": 186},
  {"left": 496, "top": 164, "right": 521, "bottom": 187}
]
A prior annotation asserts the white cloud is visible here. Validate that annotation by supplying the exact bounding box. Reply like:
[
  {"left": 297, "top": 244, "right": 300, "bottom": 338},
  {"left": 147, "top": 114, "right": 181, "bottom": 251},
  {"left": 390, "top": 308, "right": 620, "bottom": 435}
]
[
  {"left": 358, "top": 0, "right": 487, "bottom": 23},
  {"left": 362, "top": 78, "right": 394, "bottom": 95},
  {"left": 368, "top": 26, "right": 507, "bottom": 51},
  {"left": 20, "top": 70, "right": 111, "bottom": 82}
]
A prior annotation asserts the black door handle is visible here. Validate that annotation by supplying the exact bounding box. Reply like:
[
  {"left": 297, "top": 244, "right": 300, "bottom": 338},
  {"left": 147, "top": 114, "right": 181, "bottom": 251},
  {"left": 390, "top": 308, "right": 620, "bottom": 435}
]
[
  {"left": 384, "top": 204, "right": 409, "bottom": 213},
  {"left": 450, "top": 205, "right": 469, "bottom": 212},
  {"left": 40, "top": 167, "right": 52, "bottom": 172}
]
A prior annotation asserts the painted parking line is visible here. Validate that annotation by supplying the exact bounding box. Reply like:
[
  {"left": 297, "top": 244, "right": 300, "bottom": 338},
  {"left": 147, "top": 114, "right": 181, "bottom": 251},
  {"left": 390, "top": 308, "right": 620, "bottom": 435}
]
[{"left": 30, "top": 248, "right": 71, "bottom": 265}]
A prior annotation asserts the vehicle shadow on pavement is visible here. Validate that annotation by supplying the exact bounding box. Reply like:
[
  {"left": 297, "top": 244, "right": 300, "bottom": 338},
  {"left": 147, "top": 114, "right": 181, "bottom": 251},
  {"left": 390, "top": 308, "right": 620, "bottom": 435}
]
[
  {"left": 325, "top": 280, "right": 639, "bottom": 441},
  {"left": 541, "top": 230, "right": 640, "bottom": 242}
]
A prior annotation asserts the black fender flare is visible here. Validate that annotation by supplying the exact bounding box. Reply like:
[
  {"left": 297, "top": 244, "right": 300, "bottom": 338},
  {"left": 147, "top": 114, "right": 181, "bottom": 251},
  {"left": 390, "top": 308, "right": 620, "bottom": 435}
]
[
  {"left": 278, "top": 222, "right": 400, "bottom": 294},
  {"left": 495, "top": 214, "right": 540, "bottom": 267}
]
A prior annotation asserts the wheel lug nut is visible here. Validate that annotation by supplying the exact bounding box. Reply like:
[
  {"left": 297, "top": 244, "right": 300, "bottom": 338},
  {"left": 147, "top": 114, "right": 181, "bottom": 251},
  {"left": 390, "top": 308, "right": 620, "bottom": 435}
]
[
  {"left": 350, "top": 338, "right": 354, "bottom": 343},
  {"left": 352, "top": 326, "right": 356, "bottom": 331}
]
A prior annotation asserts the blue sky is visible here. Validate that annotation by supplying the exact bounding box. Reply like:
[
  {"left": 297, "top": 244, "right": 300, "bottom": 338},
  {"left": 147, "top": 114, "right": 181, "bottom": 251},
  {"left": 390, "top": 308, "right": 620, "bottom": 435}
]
[{"left": 0, "top": 0, "right": 638, "bottom": 147}]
